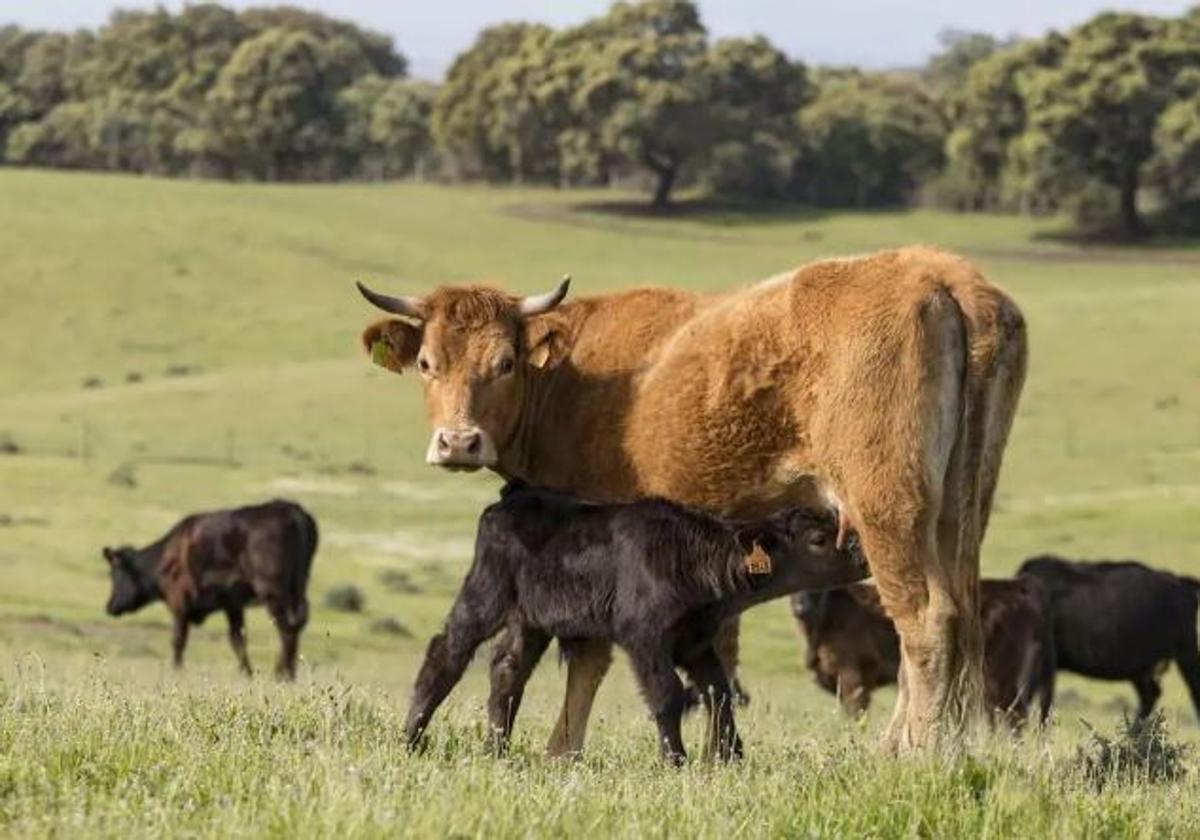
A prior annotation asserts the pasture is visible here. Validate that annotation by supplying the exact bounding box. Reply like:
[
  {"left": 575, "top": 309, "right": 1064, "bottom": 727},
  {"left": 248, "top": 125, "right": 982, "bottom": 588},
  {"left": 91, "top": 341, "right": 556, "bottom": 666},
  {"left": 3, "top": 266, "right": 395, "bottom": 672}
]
[{"left": 1, "top": 168, "right": 1200, "bottom": 836}]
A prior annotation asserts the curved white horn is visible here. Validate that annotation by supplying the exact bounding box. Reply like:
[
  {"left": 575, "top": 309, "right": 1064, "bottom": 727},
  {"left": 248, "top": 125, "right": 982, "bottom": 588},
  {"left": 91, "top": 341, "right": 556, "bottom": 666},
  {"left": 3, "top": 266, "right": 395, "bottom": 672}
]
[
  {"left": 519, "top": 275, "right": 571, "bottom": 316},
  {"left": 356, "top": 281, "right": 427, "bottom": 320}
]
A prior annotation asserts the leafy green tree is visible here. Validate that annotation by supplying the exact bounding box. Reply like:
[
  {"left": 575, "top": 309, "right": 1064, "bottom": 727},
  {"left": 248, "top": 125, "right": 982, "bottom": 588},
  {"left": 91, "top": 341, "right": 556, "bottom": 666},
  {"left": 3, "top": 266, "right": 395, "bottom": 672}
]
[
  {"left": 1018, "top": 13, "right": 1200, "bottom": 237},
  {"left": 205, "top": 27, "right": 369, "bottom": 179},
  {"left": 432, "top": 23, "right": 558, "bottom": 182},
  {"left": 340, "top": 75, "right": 435, "bottom": 178},
  {"left": 700, "top": 36, "right": 812, "bottom": 198},
  {"left": 796, "top": 71, "right": 946, "bottom": 207},
  {"left": 938, "top": 35, "right": 1066, "bottom": 210},
  {"left": 923, "top": 29, "right": 1012, "bottom": 96}
]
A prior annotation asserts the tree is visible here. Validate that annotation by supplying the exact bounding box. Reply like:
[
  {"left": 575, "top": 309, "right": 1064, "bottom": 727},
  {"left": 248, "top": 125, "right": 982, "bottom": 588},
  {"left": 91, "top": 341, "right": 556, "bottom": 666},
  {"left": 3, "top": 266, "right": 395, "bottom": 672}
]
[
  {"left": 205, "top": 27, "right": 370, "bottom": 180},
  {"left": 340, "top": 74, "right": 435, "bottom": 179},
  {"left": 923, "top": 29, "right": 1012, "bottom": 96},
  {"left": 1018, "top": 13, "right": 1200, "bottom": 237},
  {"left": 565, "top": 1, "right": 713, "bottom": 206},
  {"left": 700, "top": 36, "right": 812, "bottom": 198},
  {"left": 938, "top": 35, "right": 1066, "bottom": 211},
  {"left": 796, "top": 71, "right": 947, "bottom": 207}
]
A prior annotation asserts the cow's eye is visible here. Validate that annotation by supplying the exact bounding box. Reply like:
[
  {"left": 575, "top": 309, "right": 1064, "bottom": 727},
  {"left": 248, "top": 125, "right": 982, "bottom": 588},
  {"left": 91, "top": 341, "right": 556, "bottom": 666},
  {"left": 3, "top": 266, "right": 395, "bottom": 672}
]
[
  {"left": 807, "top": 530, "right": 831, "bottom": 552},
  {"left": 496, "top": 356, "right": 515, "bottom": 377}
]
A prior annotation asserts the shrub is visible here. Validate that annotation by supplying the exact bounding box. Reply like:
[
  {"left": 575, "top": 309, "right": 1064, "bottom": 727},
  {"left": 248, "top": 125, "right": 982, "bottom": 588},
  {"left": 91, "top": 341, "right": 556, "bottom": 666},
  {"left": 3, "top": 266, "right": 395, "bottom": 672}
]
[
  {"left": 1075, "top": 712, "right": 1187, "bottom": 789},
  {"left": 323, "top": 585, "right": 365, "bottom": 613}
]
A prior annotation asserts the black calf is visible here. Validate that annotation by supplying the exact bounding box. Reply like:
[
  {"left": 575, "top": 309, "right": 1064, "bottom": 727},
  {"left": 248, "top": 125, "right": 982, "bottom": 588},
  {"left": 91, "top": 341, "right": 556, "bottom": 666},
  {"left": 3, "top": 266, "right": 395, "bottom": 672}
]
[{"left": 405, "top": 482, "right": 867, "bottom": 763}]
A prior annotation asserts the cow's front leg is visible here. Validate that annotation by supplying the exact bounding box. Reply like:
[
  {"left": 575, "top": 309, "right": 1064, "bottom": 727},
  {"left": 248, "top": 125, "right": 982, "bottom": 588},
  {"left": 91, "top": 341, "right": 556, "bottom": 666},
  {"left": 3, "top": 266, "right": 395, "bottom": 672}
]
[
  {"left": 171, "top": 614, "right": 189, "bottom": 669},
  {"left": 546, "top": 638, "right": 612, "bottom": 758},
  {"left": 226, "top": 607, "right": 252, "bottom": 675}
]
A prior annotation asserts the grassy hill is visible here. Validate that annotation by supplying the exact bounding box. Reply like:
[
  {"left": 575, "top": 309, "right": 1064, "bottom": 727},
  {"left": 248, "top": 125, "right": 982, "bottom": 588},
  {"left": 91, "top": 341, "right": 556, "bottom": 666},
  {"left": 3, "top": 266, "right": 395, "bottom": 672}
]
[{"left": 2, "top": 168, "right": 1200, "bottom": 836}]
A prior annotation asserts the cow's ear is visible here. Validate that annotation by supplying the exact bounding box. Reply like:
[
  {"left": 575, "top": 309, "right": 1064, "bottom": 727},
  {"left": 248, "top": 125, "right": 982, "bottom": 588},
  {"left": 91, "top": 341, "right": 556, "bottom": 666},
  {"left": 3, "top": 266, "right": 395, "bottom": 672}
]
[
  {"left": 102, "top": 547, "right": 115, "bottom": 564},
  {"left": 361, "top": 319, "right": 422, "bottom": 374},
  {"left": 524, "top": 314, "right": 568, "bottom": 370}
]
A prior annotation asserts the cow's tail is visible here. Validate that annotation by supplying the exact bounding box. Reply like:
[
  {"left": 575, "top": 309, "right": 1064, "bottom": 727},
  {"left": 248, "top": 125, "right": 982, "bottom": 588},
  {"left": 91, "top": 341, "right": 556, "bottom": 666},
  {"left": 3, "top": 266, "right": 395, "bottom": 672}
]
[
  {"left": 941, "top": 272, "right": 1029, "bottom": 735},
  {"left": 284, "top": 507, "right": 318, "bottom": 630}
]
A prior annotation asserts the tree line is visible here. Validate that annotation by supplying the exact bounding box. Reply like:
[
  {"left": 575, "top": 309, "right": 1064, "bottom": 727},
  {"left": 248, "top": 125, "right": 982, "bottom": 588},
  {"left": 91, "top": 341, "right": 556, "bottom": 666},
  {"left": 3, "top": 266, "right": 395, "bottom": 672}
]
[{"left": 2, "top": 2, "right": 1198, "bottom": 237}]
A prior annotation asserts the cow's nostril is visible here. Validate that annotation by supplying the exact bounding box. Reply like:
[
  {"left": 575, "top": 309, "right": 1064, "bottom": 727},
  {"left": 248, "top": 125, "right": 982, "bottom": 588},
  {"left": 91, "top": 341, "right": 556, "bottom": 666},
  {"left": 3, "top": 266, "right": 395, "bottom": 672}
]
[
  {"left": 437, "top": 432, "right": 451, "bottom": 453},
  {"left": 465, "top": 434, "right": 481, "bottom": 455}
]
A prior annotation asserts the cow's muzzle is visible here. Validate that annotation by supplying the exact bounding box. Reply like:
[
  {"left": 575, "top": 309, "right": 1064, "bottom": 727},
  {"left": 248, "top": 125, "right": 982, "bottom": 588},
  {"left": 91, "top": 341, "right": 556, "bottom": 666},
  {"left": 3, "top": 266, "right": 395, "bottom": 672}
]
[{"left": 426, "top": 427, "right": 497, "bottom": 471}]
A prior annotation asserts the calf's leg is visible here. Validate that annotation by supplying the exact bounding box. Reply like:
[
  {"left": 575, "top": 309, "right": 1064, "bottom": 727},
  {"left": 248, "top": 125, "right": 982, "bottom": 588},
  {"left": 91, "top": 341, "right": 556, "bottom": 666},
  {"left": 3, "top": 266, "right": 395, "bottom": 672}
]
[
  {"left": 627, "top": 648, "right": 688, "bottom": 765},
  {"left": 487, "top": 626, "right": 551, "bottom": 754},
  {"left": 1133, "top": 672, "right": 1162, "bottom": 719},
  {"left": 1174, "top": 644, "right": 1200, "bottom": 724},
  {"left": 713, "top": 618, "right": 749, "bottom": 706},
  {"left": 546, "top": 638, "right": 612, "bottom": 759},
  {"left": 405, "top": 581, "right": 511, "bottom": 748},
  {"left": 171, "top": 615, "right": 189, "bottom": 669},
  {"left": 225, "top": 607, "right": 253, "bottom": 675},
  {"left": 266, "top": 599, "right": 304, "bottom": 681},
  {"left": 679, "top": 646, "right": 743, "bottom": 762}
]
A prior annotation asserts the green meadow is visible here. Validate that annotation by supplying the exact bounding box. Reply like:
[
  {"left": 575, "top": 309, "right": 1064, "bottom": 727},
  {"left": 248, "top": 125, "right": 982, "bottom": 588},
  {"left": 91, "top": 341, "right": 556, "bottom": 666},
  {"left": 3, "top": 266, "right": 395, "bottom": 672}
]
[{"left": 2, "top": 168, "right": 1200, "bottom": 836}]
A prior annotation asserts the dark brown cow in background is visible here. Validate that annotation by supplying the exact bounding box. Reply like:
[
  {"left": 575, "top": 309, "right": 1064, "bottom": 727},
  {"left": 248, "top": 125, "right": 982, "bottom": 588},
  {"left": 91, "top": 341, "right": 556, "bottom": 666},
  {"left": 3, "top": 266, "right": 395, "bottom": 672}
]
[
  {"left": 103, "top": 499, "right": 317, "bottom": 680},
  {"left": 792, "top": 579, "right": 1056, "bottom": 729},
  {"left": 358, "top": 245, "right": 1027, "bottom": 752}
]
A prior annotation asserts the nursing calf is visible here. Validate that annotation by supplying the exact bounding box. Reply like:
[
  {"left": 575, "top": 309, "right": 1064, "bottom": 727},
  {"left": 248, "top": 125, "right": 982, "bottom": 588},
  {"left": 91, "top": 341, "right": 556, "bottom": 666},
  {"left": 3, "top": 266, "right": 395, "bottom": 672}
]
[
  {"left": 103, "top": 499, "right": 317, "bottom": 679},
  {"left": 405, "top": 482, "right": 867, "bottom": 763},
  {"left": 793, "top": 578, "right": 1055, "bottom": 728}
]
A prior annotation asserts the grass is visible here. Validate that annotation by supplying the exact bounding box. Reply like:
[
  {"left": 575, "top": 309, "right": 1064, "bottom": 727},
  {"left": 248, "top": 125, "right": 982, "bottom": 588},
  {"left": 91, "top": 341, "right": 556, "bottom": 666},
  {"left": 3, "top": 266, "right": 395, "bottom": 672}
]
[{"left": 1, "top": 168, "right": 1200, "bottom": 836}]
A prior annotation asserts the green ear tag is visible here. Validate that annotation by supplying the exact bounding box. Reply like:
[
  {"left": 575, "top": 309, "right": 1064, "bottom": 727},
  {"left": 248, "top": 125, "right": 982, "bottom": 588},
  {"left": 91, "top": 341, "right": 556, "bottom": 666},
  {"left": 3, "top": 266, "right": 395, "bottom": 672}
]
[{"left": 371, "top": 339, "right": 393, "bottom": 369}]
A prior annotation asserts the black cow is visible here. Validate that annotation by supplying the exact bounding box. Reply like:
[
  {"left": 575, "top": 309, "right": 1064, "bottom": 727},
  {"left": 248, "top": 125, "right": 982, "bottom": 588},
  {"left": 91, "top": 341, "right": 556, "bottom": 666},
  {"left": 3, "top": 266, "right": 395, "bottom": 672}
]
[
  {"left": 404, "top": 482, "right": 868, "bottom": 764},
  {"left": 103, "top": 499, "right": 317, "bottom": 679},
  {"left": 1018, "top": 554, "right": 1200, "bottom": 719}
]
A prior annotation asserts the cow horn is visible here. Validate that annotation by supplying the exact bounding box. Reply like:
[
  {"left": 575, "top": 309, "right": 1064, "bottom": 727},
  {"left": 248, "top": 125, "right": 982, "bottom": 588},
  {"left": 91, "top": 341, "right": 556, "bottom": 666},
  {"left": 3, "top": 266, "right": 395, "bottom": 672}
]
[
  {"left": 518, "top": 275, "right": 570, "bottom": 316},
  {"left": 356, "top": 281, "right": 426, "bottom": 320}
]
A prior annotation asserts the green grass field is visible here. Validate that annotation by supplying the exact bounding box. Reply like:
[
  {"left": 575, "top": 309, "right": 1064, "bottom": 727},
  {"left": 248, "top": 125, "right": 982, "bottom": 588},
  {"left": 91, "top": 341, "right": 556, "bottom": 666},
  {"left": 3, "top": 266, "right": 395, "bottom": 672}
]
[{"left": 2, "top": 168, "right": 1200, "bottom": 837}]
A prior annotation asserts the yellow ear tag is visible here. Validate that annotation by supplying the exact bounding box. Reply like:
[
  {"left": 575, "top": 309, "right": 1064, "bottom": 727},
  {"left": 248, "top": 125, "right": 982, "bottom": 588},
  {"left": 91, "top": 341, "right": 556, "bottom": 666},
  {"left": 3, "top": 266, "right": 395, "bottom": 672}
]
[
  {"left": 371, "top": 339, "right": 395, "bottom": 370},
  {"left": 744, "top": 543, "right": 772, "bottom": 576}
]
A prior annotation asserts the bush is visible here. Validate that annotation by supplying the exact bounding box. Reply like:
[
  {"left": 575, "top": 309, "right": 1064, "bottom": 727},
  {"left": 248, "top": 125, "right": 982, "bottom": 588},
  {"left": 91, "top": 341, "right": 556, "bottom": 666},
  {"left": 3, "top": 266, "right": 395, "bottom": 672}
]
[
  {"left": 377, "top": 569, "right": 421, "bottom": 594},
  {"left": 323, "top": 585, "right": 365, "bottom": 613},
  {"left": 1075, "top": 712, "right": 1187, "bottom": 789},
  {"left": 367, "top": 617, "right": 412, "bottom": 637}
]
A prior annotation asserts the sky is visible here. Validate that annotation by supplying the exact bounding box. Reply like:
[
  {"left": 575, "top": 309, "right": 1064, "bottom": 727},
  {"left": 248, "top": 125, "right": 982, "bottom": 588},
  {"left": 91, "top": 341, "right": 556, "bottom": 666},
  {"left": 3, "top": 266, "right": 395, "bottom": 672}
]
[{"left": 5, "top": 0, "right": 1195, "bottom": 80}]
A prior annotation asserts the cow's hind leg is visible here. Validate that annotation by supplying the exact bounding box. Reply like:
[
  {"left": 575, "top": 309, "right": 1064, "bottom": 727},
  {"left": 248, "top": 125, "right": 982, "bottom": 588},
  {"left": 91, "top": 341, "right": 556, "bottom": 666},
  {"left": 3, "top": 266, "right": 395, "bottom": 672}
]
[
  {"left": 226, "top": 606, "right": 253, "bottom": 675},
  {"left": 839, "top": 285, "right": 988, "bottom": 751},
  {"left": 1175, "top": 630, "right": 1200, "bottom": 724},
  {"left": 545, "top": 638, "right": 612, "bottom": 759},
  {"left": 487, "top": 625, "right": 551, "bottom": 754},
  {"left": 171, "top": 615, "right": 189, "bottom": 669}
]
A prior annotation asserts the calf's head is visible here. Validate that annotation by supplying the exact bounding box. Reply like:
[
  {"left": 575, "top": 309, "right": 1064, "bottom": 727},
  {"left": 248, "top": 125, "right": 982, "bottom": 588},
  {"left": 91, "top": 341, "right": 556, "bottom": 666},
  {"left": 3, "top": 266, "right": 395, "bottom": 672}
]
[
  {"left": 737, "top": 508, "right": 867, "bottom": 591},
  {"left": 102, "top": 546, "right": 158, "bottom": 616},
  {"left": 358, "top": 277, "right": 571, "bottom": 471}
]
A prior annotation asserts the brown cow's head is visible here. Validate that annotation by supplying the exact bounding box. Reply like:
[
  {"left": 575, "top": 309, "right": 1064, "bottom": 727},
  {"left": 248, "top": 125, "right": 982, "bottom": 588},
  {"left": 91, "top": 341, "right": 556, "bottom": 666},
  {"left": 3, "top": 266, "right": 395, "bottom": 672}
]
[{"left": 358, "top": 277, "right": 571, "bottom": 471}]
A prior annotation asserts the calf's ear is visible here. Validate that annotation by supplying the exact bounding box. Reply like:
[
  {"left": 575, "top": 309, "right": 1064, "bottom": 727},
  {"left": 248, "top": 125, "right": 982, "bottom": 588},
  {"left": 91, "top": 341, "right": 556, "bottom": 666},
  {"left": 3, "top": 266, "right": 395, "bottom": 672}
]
[
  {"left": 361, "top": 319, "right": 422, "bottom": 374},
  {"left": 102, "top": 547, "right": 115, "bottom": 564},
  {"left": 524, "top": 314, "right": 568, "bottom": 370}
]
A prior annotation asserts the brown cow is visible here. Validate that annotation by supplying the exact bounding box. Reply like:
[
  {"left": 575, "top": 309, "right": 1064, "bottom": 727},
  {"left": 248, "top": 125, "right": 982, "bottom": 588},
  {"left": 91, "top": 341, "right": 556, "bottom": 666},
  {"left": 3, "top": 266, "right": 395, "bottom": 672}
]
[
  {"left": 103, "top": 499, "right": 317, "bottom": 679},
  {"left": 358, "top": 245, "right": 1027, "bottom": 752},
  {"left": 792, "top": 579, "right": 1056, "bottom": 729}
]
